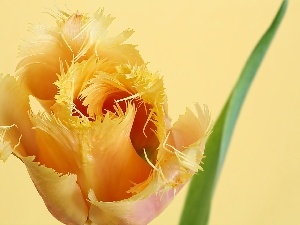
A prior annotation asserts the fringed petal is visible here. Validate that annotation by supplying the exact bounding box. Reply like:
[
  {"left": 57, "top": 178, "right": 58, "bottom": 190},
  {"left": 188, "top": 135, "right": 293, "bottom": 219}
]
[
  {"left": 28, "top": 96, "right": 83, "bottom": 175},
  {"left": 157, "top": 104, "right": 211, "bottom": 186},
  {"left": 22, "top": 156, "right": 88, "bottom": 225}
]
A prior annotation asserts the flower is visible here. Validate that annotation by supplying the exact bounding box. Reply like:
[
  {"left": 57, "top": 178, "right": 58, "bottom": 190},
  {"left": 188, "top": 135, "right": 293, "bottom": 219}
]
[{"left": 0, "top": 8, "right": 211, "bottom": 225}]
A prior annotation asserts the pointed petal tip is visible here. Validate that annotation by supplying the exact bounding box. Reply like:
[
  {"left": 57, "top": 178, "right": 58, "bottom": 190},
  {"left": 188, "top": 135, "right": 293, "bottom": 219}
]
[
  {"left": 0, "top": 125, "right": 18, "bottom": 162},
  {"left": 169, "top": 103, "right": 211, "bottom": 153}
]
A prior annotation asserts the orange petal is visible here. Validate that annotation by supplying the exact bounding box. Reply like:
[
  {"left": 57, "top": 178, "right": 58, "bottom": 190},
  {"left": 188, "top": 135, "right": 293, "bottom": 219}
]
[
  {"left": 79, "top": 104, "right": 152, "bottom": 202},
  {"left": 21, "top": 156, "right": 88, "bottom": 224},
  {"left": 28, "top": 96, "right": 82, "bottom": 175},
  {"left": 16, "top": 24, "right": 69, "bottom": 99},
  {"left": 16, "top": 53, "right": 65, "bottom": 100}
]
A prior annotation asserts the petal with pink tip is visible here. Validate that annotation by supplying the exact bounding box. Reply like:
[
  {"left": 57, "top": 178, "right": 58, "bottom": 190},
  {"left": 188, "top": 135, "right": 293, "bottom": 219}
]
[{"left": 88, "top": 187, "right": 179, "bottom": 225}]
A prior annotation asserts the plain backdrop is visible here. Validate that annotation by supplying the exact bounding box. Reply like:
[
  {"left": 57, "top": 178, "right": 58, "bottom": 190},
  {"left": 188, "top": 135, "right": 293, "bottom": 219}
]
[{"left": 0, "top": 1, "right": 299, "bottom": 225}]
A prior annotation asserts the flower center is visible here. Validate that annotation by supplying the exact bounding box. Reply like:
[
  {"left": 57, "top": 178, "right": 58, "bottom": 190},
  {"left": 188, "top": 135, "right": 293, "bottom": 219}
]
[
  {"left": 102, "top": 92, "right": 159, "bottom": 163},
  {"left": 74, "top": 89, "right": 160, "bottom": 160},
  {"left": 73, "top": 98, "right": 89, "bottom": 118}
]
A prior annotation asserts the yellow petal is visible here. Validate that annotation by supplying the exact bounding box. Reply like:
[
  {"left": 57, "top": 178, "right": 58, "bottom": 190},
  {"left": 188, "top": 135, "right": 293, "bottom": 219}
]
[
  {"left": 80, "top": 64, "right": 165, "bottom": 163},
  {"left": 21, "top": 156, "right": 88, "bottom": 224},
  {"left": 54, "top": 56, "right": 115, "bottom": 112}
]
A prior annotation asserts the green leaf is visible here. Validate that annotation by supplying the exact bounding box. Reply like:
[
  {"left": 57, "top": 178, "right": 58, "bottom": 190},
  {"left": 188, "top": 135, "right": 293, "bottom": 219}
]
[{"left": 179, "top": 1, "right": 288, "bottom": 225}]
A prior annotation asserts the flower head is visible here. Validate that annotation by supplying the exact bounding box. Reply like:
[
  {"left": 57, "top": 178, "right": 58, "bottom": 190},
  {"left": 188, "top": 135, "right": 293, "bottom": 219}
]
[{"left": 0, "top": 8, "right": 211, "bottom": 225}]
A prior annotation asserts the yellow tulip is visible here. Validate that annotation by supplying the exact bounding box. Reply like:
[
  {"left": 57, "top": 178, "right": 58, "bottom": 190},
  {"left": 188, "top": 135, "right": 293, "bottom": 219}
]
[{"left": 0, "top": 8, "right": 211, "bottom": 225}]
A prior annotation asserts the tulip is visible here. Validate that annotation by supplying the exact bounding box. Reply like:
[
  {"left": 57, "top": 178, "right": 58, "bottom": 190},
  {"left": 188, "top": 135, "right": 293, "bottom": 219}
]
[{"left": 0, "top": 8, "right": 211, "bottom": 225}]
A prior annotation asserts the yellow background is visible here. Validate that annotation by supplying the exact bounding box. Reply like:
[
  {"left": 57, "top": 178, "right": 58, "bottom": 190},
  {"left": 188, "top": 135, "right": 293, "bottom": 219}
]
[{"left": 1, "top": 0, "right": 299, "bottom": 224}]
